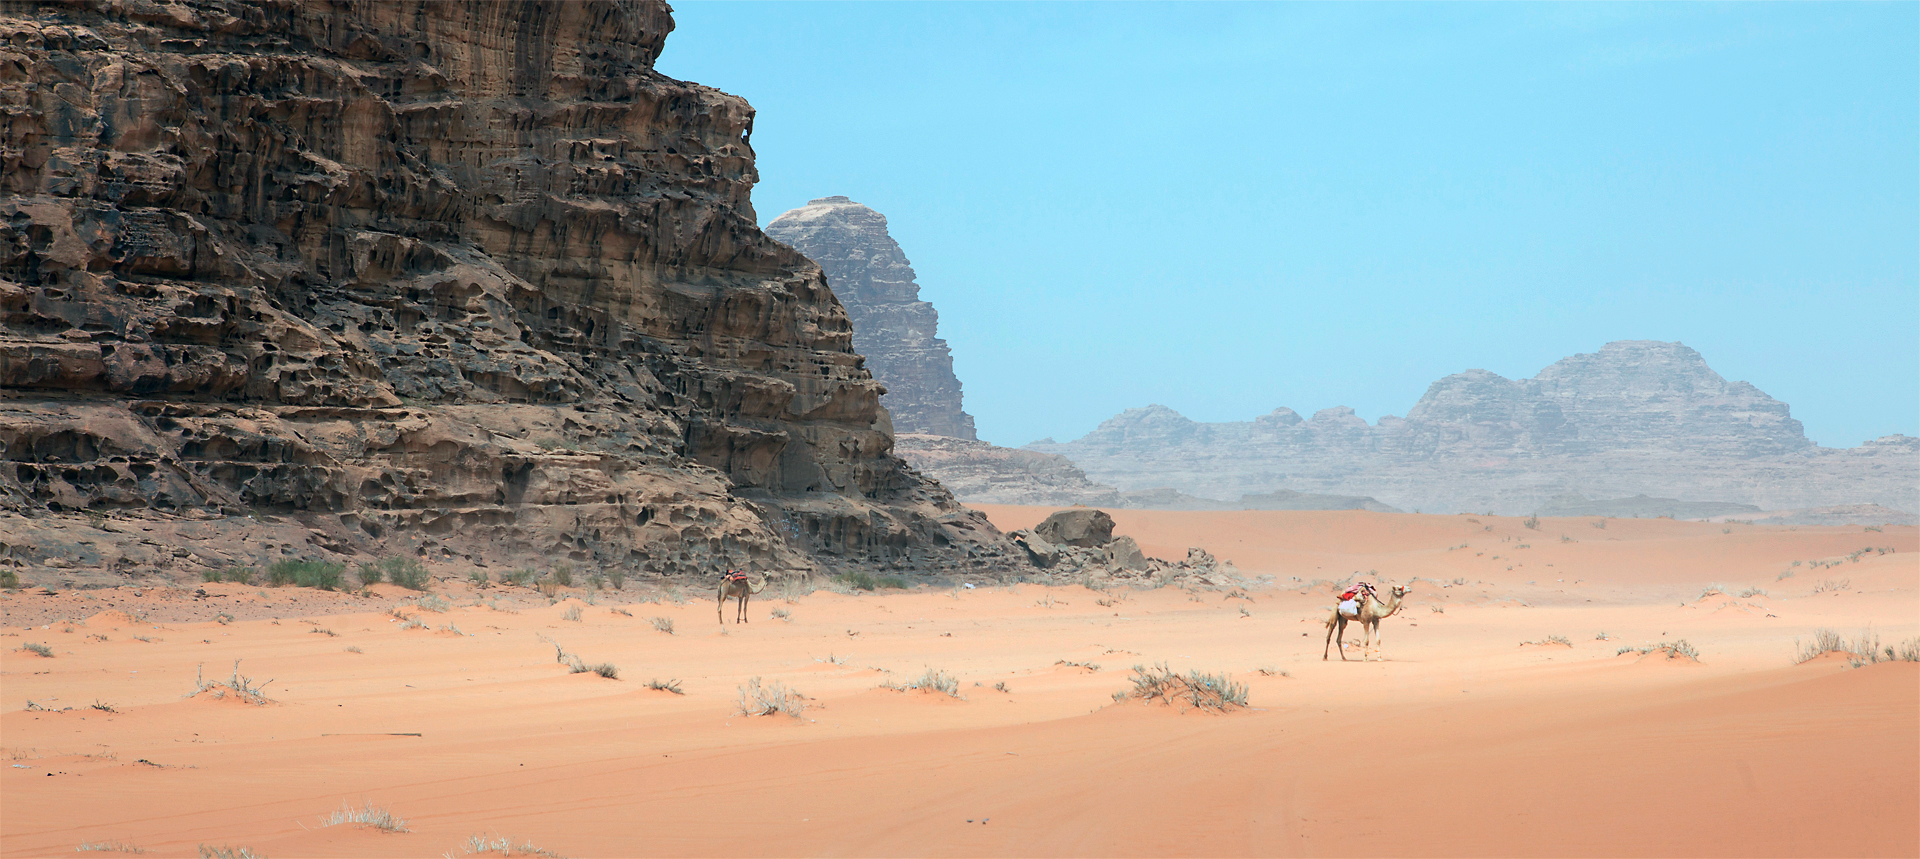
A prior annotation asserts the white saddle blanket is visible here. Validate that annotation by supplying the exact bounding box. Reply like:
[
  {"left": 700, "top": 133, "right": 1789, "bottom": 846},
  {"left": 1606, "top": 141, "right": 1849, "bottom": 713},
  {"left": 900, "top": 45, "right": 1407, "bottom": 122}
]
[{"left": 1338, "top": 599, "right": 1360, "bottom": 617}]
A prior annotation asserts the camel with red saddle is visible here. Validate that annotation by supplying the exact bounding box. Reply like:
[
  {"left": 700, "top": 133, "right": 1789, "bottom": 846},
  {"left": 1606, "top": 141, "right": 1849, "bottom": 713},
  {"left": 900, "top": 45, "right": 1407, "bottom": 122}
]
[
  {"left": 717, "top": 570, "right": 767, "bottom": 624},
  {"left": 1322, "top": 582, "right": 1409, "bottom": 661}
]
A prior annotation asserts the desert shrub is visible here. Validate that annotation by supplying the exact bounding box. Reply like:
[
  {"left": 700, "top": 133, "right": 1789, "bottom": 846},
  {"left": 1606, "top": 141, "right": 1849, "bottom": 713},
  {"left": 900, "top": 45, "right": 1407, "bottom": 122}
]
[
  {"left": 266, "top": 559, "right": 344, "bottom": 590},
  {"left": 1738, "top": 587, "right": 1767, "bottom": 598},
  {"left": 186, "top": 660, "right": 273, "bottom": 704},
  {"left": 561, "top": 604, "right": 582, "bottom": 622},
  {"left": 875, "top": 575, "right": 909, "bottom": 590},
  {"left": 21, "top": 642, "right": 53, "bottom": 657},
  {"left": 586, "top": 572, "right": 604, "bottom": 590},
  {"left": 320, "top": 801, "right": 409, "bottom": 833},
  {"left": 993, "top": 681, "right": 1011, "bottom": 692},
  {"left": 1121, "top": 663, "right": 1247, "bottom": 712},
  {"left": 1523, "top": 514, "right": 1540, "bottom": 530},
  {"left": 1591, "top": 519, "right": 1607, "bottom": 529},
  {"left": 197, "top": 846, "right": 264, "bottom": 859},
  {"left": 606, "top": 568, "right": 627, "bottom": 590},
  {"left": 881, "top": 668, "right": 962, "bottom": 697},
  {"left": 467, "top": 570, "right": 489, "bottom": 588},
  {"left": 202, "top": 569, "right": 222, "bottom": 583},
  {"left": 1055, "top": 660, "right": 1100, "bottom": 672},
  {"left": 551, "top": 563, "right": 574, "bottom": 587},
  {"left": 570, "top": 661, "right": 617, "bottom": 679},
  {"left": 646, "top": 678, "right": 684, "bottom": 694},
  {"left": 1522, "top": 635, "right": 1572, "bottom": 647},
  {"left": 648, "top": 616, "right": 674, "bottom": 635},
  {"left": 412, "top": 594, "right": 451, "bottom": 613},
  {"left": 375, "top": 557, "right": 429, "bottom": 590},
  {"left": 355, "top": 562, "right": 383, "bottom": 586},
  {"left": 1256, "top": 666, "right": 1290, "bottom": 677},
  {"left": 735, "top": 677, "right": 806, "bottom": 717},
  {"left": 445, "top": 834, "right": 565, "bottom": 858},
  {"left": 770, "top": 607, "right": 791, "bottom": 621},
  {"left": 1812, "top": 579, "right": 1850, "bottom": 593},
  {"left": 0, "top": 569, "right": 16, "bottom": 589},
  {"left": 835, "top": 571, "right": 876, "bottom": 591},
  {"left": 75, "top": 839, "right": 145, "bottom": 853}
]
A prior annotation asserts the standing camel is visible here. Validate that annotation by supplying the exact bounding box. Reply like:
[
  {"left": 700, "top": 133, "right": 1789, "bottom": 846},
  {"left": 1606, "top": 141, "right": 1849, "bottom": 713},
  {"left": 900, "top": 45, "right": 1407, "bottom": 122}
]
[
  {"left": 717, "top": 571, "right": 767, "bottom": 624},
  {"left": 1322, "top": 584, "right": 1409, "bottom": 661}
]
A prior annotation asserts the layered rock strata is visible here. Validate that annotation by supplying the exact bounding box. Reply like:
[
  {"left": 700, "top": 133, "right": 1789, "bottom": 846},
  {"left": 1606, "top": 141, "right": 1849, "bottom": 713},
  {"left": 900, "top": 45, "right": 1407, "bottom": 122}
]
[
  {"left": 765, "top": 197, "right": 978, "bottom": 439},
  {"left": 0, "top": 0, "right": 1019, "bottom": 587},
  {"left": 1027, "top": 342, "right": 1918, "bottom": 515}
]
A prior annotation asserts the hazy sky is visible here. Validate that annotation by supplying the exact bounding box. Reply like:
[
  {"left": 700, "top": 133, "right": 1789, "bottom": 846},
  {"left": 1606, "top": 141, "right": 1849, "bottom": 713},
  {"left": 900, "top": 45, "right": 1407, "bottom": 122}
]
[{"left": 659, "top": 2, "right": 1918, "bottom": 450}]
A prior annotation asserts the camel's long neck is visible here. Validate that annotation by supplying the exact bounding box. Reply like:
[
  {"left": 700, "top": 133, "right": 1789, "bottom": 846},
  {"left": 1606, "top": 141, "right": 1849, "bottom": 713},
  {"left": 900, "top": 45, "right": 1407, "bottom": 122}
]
[{"left": 1370, "top": 593, "right": 1403, "bottom": 618}]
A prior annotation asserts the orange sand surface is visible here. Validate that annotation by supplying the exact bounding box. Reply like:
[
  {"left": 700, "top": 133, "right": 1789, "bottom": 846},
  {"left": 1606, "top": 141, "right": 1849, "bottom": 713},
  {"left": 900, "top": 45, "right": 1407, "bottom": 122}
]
[{"left": 3, "top": 510, "right": 1915, "bottom": 857}]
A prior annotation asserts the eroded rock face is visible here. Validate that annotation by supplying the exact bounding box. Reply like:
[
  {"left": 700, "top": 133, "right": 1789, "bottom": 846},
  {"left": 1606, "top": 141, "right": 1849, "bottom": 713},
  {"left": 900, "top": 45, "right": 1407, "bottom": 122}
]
[
  {"left": 765, "top": 197, "right": 978, "bottom": 440},
  {"left": 893, "top": 433, "right": 1123, "bottom": 507},
  {"left": 0, "top": 0, "right": 1019, "bottom": 586},
  {"left": 1028, "top": 342, "right": 1918, "bottom": 514}
]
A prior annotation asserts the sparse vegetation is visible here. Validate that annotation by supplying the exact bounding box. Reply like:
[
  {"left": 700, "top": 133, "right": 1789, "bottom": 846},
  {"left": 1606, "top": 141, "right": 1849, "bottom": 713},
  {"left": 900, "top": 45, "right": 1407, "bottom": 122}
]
[
  {"left": 646, "top": 678, "right": 684, "bottom": 695},
  {"left": 1618, "top": 641, "right": 1699, "bottom": 661},
  {"left": 362, "top": 557, "right": 430, "bottom": 590},
  {"left": 345, "top": 646, "right": 363, "bottom": 654},
  {"left": 412, "top": 594, "right": 452, "bottom": 613},
  {"left": 1120, "top": 663, "right": 1248, "bottom": 712},
  {"left": 1591, "top": 519, "right": 1606, "bottom": 529},
  {"left": 1522, "top": 635, "right": 1573, "bottom": 647},
  {"left": 606, "top": 568, "right": 627, "bottom": 590},
  {"left": 1864, "top": 525, "right": 1883, "bottom": 532},
  {"left": 1256, "top": 666, "right": 1290, "bottom": 678},
  {"left": 834, "top": 570, "right": 877, "bottom": 591},
  {"left": 992, "top": 681, "right": 1010, "bottom": 692},
  {"left": 814, "top": 653, "right": 846, "bottom": 666},
  {"left": 187, "top": 660, "right": 273, "bottom": 704},
  {"left": 20, "top": 642, "right": 53, "bottom": 658},
  {"left": 1812, "top": 578, "right": 1851, "bottom": 594},
  {"left": 504, "top": 568, "right": 538, "bottom": 587},
  {"left": 0, "top": 569, "right": 17, "bottom": 589},
  {"left": 883, "top": 667, "right": 962, "bottom": 697},
  {"left": 1054, "top": 660, "right": 1100, "bottom": 672},
  {"left": 1738, "top": 587, "right": 1767, "bottom": 598},
  {"left": 648, "top": 616, "right": 674, "bottom": 635},
  {"left": 444, "top": 834, "right": 567, "bottom": 858},
  {"left": 467, "top": 571, "right": 489, "bottom": 588},
  {"left": 76, "top": 840, "right": 145, "bottom": 853},
  {"left": 1523, "top": 514, "right": 1539, "bottom": 530},
  {"left": 551, "top": 563, "right": 574, "bottom": 588},
  {"left": 1797, "top": 629, "right": 1918, "bottom": 666},
  {"left": 197, "top": 845, "right": 264, "bottom": 859},
  {"left": 769, "top": 607, "right": 791, "bottom": 621},
  {"left": 320, "top": 801, "right": 410, "bottom": 833},
  {"left": 735, "top": 677, "right": 807, "bottom": 717},
  {"left": 560, "top": 605, "right": 582, "bottom": 622},
  {"left": 1595, "top": 631, "right": 1610, "bottom": 641},
  {"left": 309, "top": 627, "right": 337, "bottom": 637},
  {"left": 266, "top": 559, "right": 344, "bottom": 590}
]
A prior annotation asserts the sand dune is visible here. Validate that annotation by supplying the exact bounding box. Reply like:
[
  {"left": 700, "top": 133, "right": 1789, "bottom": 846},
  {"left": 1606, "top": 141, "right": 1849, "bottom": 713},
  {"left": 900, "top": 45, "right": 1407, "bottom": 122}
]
[{"left": 3, "top": 510, "right": 1915, "bottom": 857}]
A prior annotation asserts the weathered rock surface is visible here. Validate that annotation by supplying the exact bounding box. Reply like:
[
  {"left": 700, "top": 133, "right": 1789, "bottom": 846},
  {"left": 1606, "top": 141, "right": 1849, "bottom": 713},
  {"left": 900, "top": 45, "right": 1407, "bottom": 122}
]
[
  {"left": 764, "top": 197, "right": 977, "bottom": 439},
  {"left": 1028, "top": 342, "right": 1918, "bottom": 515},
  {"left": 0, "top": 0, "right": 1023, "bottom": 588},
  {"left": 1033, "top": 508, "right": 1114, "bottom": 548}
]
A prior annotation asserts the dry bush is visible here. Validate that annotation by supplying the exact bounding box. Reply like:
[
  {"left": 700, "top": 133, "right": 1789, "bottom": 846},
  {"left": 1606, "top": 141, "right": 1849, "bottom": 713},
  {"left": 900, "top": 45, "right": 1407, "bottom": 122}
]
[
  {"left": 319, "top": 801, "right": 409, "bottom": 833},
  {"left": 1120, "top": 663, "right": 1248, "bottom": 712},
  {"left": 648, "top": 616, "right": 674, "bottom": 635},
  {"left": 20, "top": 642, "right": 52, "bottom": 657},
  {"left": 882, "top": 667, "right": 962, "bottom": 697},
  {"left": 187, "top": 661, "right": 274, "bottom": 704},
  {"left": 735, "top": 677, "right": 806, "bottom": 717},
  {"left": 560, "top": 605, "right": 582, "bottom": 622},
  {"left": 646, "top": 678, "right": 683, "bottom": 695},
  {"left": 76, "top": 840, "right": 145, "bottom": 853},
  {"left": 196, "top": 846, "right": 263, "bottom": 859},
  {"left": 445, "top": 834, "right": 566, "bottom": 858}
]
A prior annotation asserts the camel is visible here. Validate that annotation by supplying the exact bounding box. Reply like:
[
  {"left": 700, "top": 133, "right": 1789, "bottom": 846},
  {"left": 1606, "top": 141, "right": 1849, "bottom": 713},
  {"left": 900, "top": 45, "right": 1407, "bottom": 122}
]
[
  {"left": 1322, "top": 584, "right": 1409, "bottom": 661},
  {"left": 717, "top": 571, "right": 767, "bottom": 624}
]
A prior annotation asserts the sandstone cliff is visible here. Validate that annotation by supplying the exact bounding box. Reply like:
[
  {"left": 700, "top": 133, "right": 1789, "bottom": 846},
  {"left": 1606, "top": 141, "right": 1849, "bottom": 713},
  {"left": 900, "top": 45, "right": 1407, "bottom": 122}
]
[
  {"left": 0, "top": 0, "right": 1018, "bottom": 587},
  {"left": 764, "top": 197, "right": 978, "bottom": 439},
  {"left": 1026, "top": 342, "right": 1918, "bottom": 515}
]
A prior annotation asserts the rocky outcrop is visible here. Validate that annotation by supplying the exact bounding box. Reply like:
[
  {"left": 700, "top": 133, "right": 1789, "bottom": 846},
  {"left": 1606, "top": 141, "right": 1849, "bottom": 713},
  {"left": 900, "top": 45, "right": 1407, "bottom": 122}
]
[
  {"left": 0, "top": 0, "right": 1022, "bottom": 587},
  {"left": 1028, "top": 342, "right": 1918, "bottom": 515},
  {"left": 1007, "top": 508, "right": 1240, "bottom": 585},
  {"left": 764, "top": 197, "right": 977, "bottom": 439},
  {"left": 893, "top": 433, "right": 1123, "bottom": 507}
]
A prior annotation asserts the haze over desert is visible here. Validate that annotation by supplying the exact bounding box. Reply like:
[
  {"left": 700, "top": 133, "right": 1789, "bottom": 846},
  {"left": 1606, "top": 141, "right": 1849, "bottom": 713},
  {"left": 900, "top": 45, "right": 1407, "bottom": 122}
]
[{"left": 4, "top": 509, "right": 1915, "bottom": 857}]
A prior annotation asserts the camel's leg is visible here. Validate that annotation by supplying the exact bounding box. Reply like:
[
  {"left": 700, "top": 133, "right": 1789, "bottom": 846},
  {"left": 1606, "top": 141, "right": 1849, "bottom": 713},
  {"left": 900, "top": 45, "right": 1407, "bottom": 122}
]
[
  {"left": 1336, "top": 618, "right": 1350, "bottom": 661},
  {"left": 717, "top": 587, "right": 726, "bottom": 625},
  {"left": 1323, "top": 615, "right": 1338, "bottom": 660},
  {"left": 740, "top": 589, "right": 750, "bottom": 623}
]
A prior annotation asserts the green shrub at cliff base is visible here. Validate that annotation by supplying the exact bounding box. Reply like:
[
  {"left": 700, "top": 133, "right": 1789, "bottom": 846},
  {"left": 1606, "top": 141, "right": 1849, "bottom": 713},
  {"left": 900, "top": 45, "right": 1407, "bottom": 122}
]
[
  {"left": 835, "top": 571, "right": 876, "bottom": 591},
  {"left": 359, "top": 557, "right": 430, "bottom": 591},
  {"left": 266, "top": 559, "right": 344, "bottom": 590}
]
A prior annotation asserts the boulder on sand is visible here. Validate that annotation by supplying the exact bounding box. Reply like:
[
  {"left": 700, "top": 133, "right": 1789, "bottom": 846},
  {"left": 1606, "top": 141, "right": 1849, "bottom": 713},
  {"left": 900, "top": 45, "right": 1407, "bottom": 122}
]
[{"left": 1034, "top": 509, "right": 1116, "bottom": 548}]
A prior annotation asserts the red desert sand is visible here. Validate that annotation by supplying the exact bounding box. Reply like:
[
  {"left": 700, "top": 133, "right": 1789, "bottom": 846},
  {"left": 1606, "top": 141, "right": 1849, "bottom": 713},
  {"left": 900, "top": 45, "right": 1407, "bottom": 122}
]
[{"left": 3, "top": 509, "right": 1915, "bottom": 857}]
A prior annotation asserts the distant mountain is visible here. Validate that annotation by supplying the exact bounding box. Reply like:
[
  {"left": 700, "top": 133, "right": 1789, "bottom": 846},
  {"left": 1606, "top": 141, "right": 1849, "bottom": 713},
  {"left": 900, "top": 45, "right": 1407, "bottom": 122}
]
[
  {"left": 766, "top": 197, "right": 978, "bottom": 440},
  {"left": 1025, "top": 341, "right": 1916, "bottom": 515}
]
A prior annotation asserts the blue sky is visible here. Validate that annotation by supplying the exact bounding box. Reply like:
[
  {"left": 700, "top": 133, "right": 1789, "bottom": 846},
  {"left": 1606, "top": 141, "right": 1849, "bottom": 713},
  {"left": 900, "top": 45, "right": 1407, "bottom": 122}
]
[{"left": 660, "top": 2, "right": 1918, "bottom": 449}]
